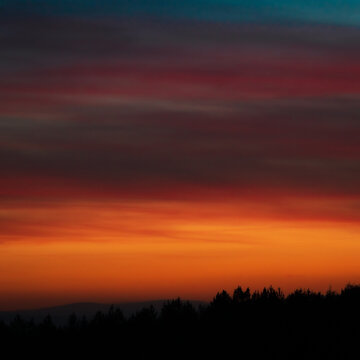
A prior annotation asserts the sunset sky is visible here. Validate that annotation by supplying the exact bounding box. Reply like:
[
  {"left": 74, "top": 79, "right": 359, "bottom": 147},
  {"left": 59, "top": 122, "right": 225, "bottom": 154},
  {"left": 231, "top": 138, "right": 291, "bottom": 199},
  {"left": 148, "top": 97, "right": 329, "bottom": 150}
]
[{"left": 1, "top": 1, "right": 360, "bottom": 310}]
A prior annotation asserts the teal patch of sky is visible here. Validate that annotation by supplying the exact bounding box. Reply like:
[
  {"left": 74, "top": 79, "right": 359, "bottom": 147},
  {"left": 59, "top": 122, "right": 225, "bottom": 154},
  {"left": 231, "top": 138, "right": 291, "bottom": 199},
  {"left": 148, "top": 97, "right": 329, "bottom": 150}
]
[{"left": 2, "top": 1, "right": 360, "bottom": 26}]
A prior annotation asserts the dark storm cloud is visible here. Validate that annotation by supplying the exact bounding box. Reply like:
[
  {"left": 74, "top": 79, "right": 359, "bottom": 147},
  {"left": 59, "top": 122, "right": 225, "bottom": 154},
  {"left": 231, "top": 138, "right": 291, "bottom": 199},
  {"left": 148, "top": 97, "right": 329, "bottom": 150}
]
[
  {"left": 1, "top": 97, "right": 360, "bottom": 198},
  {"left": 1, "top": 15, "right": 360, "bottom": 199}
]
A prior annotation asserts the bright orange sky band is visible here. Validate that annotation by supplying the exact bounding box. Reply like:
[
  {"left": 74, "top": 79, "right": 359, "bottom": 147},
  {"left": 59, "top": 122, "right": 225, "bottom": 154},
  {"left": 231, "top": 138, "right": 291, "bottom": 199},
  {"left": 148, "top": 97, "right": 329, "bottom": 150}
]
[{"left": 1, "top": 196, "right": 359, "bottom": 310}]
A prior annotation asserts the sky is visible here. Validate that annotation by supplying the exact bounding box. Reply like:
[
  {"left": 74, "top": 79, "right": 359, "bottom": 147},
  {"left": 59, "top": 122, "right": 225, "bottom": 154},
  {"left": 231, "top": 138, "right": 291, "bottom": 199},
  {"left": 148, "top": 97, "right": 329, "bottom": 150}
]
[{"left": 1, "top": 1, "right": 360, "bottom": 310}]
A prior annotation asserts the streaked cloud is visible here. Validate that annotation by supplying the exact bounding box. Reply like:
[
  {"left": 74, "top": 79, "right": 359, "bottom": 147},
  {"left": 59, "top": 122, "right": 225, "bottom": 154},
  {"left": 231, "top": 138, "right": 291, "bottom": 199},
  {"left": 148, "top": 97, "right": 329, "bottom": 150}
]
[{"left": 1, "top": 4, "right": 360, "bottom": 307}]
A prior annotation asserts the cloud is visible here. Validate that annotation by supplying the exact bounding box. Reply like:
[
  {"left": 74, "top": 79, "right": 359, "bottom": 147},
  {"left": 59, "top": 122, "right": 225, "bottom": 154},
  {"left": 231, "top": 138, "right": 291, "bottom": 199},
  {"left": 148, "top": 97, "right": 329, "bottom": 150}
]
[{"left": 1, "top": 16, "right": 359, "bottom": 206}]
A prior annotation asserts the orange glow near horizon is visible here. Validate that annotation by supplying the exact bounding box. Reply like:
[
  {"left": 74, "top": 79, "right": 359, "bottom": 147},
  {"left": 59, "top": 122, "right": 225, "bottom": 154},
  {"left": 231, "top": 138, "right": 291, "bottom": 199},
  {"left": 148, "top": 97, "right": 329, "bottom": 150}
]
[{"left": 1, "top": 198, "right": 359, "bottom": 311}]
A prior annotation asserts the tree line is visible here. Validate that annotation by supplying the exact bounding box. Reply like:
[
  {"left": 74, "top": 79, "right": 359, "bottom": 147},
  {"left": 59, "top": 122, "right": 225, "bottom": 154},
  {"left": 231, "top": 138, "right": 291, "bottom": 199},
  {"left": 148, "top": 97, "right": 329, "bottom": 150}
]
[{"left": 1, "top": 284, "right": 359, "bottom": 359}]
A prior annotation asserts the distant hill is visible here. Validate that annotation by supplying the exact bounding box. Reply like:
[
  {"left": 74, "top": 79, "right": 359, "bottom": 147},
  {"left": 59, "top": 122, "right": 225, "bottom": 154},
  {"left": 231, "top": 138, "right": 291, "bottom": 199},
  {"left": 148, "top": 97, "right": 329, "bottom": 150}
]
[{"left": 0, "top": 300, "right": 206, "bottom": 326}]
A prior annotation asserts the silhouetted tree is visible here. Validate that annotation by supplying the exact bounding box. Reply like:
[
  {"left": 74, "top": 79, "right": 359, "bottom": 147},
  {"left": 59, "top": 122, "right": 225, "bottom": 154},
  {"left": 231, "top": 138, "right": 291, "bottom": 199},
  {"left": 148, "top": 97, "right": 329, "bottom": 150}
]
[
  {"left": 233, "top": 286, "right": 250, "bottom": 303},
  {"left": 210, "top": 290, "right": 232, "bottom": 309},
  {"left": 161, "top": 298, "right": 197, "bottom": 324}
]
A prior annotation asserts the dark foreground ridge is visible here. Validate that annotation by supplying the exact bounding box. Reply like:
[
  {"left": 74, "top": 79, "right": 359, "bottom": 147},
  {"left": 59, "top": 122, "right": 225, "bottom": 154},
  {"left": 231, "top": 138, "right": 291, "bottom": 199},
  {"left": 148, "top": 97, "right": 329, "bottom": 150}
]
[{"left": 1, "top": 284, "right": 359, "bottom": 359}]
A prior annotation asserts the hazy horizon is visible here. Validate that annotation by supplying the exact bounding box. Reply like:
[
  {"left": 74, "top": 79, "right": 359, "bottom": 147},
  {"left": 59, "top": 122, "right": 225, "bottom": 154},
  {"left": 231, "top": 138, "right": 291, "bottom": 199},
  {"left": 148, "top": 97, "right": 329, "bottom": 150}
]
[{"left": 1, "top": 282, "right": 356, "bottom": 312}]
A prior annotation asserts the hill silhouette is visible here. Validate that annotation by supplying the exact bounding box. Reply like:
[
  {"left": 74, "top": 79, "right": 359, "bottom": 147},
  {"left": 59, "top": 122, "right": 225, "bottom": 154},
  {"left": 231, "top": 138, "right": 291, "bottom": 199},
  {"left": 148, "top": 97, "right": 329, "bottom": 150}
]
[
  {"left": 1, "top": 284, "right": 359, "bottom": 359},
  {"left": 0, "top": 300, "right": 205, "bottom": 325}
]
